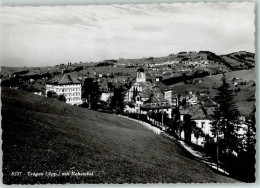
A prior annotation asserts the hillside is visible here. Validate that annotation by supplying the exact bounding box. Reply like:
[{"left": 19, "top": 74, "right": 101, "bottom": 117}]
[
  {"left": 1, "top": 87, "right": 237, "bottom": 184},
  {"left": 169, "top": 69, "right": 255, "bottom": 115},
  {"left": 220, "top": 51, "right": 255, "bottom": 70},
  {"left": 1, "top": 51, "right": 254, "bottom": 78}
]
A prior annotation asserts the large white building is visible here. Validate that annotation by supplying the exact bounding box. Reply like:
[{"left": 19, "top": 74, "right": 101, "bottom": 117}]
[{"left": 46, "top": 73, "right": 82, "bottom": 105}]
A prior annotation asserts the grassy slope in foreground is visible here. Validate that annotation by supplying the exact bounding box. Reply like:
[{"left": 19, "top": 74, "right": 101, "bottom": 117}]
[{"left": 1, "top": 88, "right": 237, "bottom": 184}]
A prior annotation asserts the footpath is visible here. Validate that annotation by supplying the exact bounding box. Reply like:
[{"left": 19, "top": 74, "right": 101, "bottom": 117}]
[
  {"left": 119, "top": 115, "right": 161, "bottom": 135},
  {"left": 119, "top": 115, "right": 229, "bottom": 176}
]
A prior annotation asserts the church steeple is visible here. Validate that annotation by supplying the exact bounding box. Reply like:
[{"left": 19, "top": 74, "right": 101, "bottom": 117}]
[{"left": 136, "top": 67, "right": 146, "bottom": 82}]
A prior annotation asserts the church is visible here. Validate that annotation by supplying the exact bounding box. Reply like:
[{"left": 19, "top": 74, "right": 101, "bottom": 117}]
[{"left": 125, "top": 68, "right": 173, "bottom": 118}]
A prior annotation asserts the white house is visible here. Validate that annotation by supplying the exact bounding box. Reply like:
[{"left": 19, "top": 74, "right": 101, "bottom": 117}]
[
  {"left": 187, "top": 95, "right": 198, "bottom": 105},
  {"left": 153, "top": 81, "right": 172, "bottom": 103},
  {"left": 99, "top": 81, "right": 113, "bottom": 102},
  {"left": 46, "top": 73, "right": 82, "bottom": 105},
  {"left": 179, "top": 102, "right": 248, "bottom": 147},
  {"left": 179, "top": 104, "right": 214, "bottom": 146}
]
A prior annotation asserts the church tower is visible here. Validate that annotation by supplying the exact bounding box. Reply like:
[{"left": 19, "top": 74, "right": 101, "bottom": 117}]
[{"left": 136, "top": 67, "right": 146, "bottom": 82}]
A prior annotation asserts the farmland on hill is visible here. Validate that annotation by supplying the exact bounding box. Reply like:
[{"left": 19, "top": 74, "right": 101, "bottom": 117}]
[
  {"left": 1, "top": 51, "right": 254, "bottom": 77},
  {"left": 1, "top": 87, "right": 237, "bottom": 184},
  {"left": 220, "top": 51, "right": 255, "bottom": 70},
  {"left": 170, "top": 69, "right": 255, "bottom": 115}
]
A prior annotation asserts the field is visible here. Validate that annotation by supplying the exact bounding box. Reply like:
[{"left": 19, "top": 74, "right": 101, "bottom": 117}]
[{"left": 1, "top": 87, "right": 237, "bottom": 184}]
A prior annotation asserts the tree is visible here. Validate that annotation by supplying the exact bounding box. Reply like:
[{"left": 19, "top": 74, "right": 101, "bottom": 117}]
[
  {"left": 82, "top": 78, "right": 101, "bottom": 109},
  {"left": 192, "top": 126, "right": 205, "bottom": 145},
  {"left": 237, "top": 106, "right": 256, "bottom": 182},
  {"left": 132, "top": 87, "right": 138, "bottom": 100},
  {"left": 171, "top": 119, "right": 182, "bottom": 138},
  {"left": 211, "top": 74, "right": 240, "bottom": 161},
  {"left": 246, "top": 106, "right": 256, "bottom": 148},
  {"left": 109, "top": 85, "right": 126, "bottom": 114},
  {"left": 181, "top": 114, "right": 197, "bottom": 142},
  {"left": 58, "top": 94, "right": 66, "bottom": 102},
  {"left": 47, "top": 91, "right": 58, "bottom": 99}
]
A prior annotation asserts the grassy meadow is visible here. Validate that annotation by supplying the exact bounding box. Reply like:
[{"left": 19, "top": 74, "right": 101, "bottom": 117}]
[{"left": 1, "top": 87, "right": 238, "bottom": 184}]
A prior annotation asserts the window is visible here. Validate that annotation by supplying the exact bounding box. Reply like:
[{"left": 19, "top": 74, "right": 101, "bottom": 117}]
[{"left": 201, "top": 122, "right": 205, "bottom": 128}]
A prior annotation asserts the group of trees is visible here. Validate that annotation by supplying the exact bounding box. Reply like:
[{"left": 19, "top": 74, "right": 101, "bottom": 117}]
[
  {"left": 160, "top": 73, "right": 255, "bottom": 182},
  {"left": 81, "top": 78, "right": 126, "bottom": 113},
  {"left": 109, "top": 86, "right": 126, "bottom": 114},
  {"left": 47, "top": 91, "right": 66, "bottom": 102},
  {"left": 162, "top": 70, "right": 210, "bottom": 85},
  {"left": 207, "top": 74, "right": 255, "bottom": 182},
  {"left": 82, "top": 78, "right": 101, "bottom": 109}
]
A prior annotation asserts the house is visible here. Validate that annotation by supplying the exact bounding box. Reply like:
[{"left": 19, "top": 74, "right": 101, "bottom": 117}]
[
  {"left": 179, "top": 99, "right": 248, "bottom": 147},
  {"left": 141, "top": 94, "right": 172, "bottom": 118},
  {"left": 99, "top": 81, "right": 113, "bottom": 102},
  {"left": 179, "top": 104, "right": 214, "bottom": 146},
  {"left": 186, "top": 95, "right": 198, "bottom": 105},
  {"left": 153, "top": 81, "right": 172, "bottom": 103},
  {"left": 46, "top": 73, "right": 82, "bottom": 105}
]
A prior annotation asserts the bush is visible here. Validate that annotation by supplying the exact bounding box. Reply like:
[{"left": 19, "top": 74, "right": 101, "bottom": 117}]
[
  {"left": 58, "top": 94, "right": 66, "bottom": 102},
  {"left": 79, "top": 102, "right": 89, "bottom": 108}
]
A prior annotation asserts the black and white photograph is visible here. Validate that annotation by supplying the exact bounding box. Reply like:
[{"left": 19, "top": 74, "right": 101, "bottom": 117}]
[{"left": 0, "top": 1, "right": 257, "bottom": 184}]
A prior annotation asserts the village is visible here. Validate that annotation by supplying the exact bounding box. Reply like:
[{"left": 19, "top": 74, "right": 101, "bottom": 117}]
[
  {"left": 1, "top": 51, "right": 255, "bottom": 150},
  {"left": 39, "top": 65, "right": 252, "bottom": 149}
]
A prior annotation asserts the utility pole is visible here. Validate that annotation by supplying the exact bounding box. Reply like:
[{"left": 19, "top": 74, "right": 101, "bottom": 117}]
[
  {"left": 138, "top": 107, "right": 140, "bottom": 123},
  {"left": 88, "top": 95, "right": 91, "bottom": 109},
  {"left": 216, "top": 130, "right": 219, "bottom": 171},
  {"left": 162, "top": 111, "right": 164, "bottom": 131}
]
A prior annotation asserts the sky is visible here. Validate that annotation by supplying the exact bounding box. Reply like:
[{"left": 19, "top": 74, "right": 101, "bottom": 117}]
[{"left": 0, "top": 2, "right": 255, "bottom": 67}]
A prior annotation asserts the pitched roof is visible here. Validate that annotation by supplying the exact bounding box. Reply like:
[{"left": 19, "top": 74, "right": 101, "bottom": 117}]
[
  {"left": 204, "top": 107, "right": 215, "bottom": 119},
  {"left": 99, "top": 81, "right": 110, "bottom": 92},
  {"left": 180, "top": 104, "right": 208, "bottom": 120},
  {"left": 132, "top": 81, "right": 152, "bottom": 88},
  {"left": 141, "top": 94, "right": 171, "bottom": 110},
  {"left": 203, "top": 97, "right": 218, "bottom": 107},
  {"left": 189, "top": 106, "right": 207, "bottom": 120},
  {"left": 47, "top": 73, "right": 81, "bottom": 85},
  {"left": 153, "top": 81, "right": 171, "bottom": 91},
  {"left": 139, "top": 87, "right": 160, "bottom": 98},
  {"left": 144, "top": 94, "right": 168, "bottom": 104}
]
